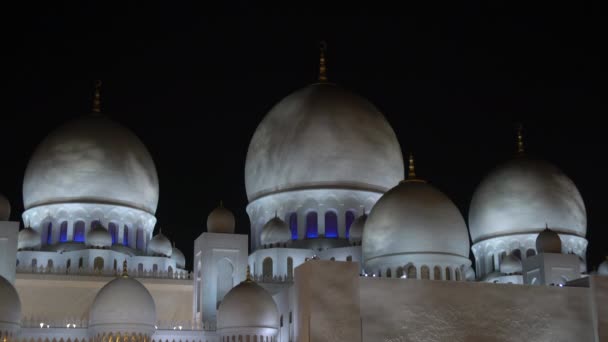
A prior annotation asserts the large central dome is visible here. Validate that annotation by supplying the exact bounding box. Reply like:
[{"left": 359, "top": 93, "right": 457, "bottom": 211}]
[
  {"left": 23, "top": 115, "right": 159, "bottom": 214},
  {"left": 245, "top": 83, "right": 404, "bottom": 201}
]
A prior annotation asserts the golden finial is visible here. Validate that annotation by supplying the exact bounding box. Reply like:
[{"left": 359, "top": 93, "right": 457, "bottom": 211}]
[
  {"left": 122, "top": 259, "right": 128, "bottom": 277},
  {"left": 245, "top": 265, "right": 254, "bottom": 282},
  {"left": 408, "top": 152, "right": 416, "bottom": 179},
  {"left": 92, "top": 80, "right": 102, "bottom": 113},
  {"left": 517, "top": 124, "right": 525, "bottom": 154},
  {"left": 318, "top": 41, "right": 328, "bottom": 82}
]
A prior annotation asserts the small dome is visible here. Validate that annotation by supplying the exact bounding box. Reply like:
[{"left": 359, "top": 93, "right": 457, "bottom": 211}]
[
  {"left": 18, "top": 227, "right": 41, "bottom": 250},
  {"left": 500, "top": 253, "right": 522, "bottom": 274},
  {"left": 536, "top": 227, "right": 562, "bottom": 254},
  {"left": 86, "top": 226, "right": 112, "bottom": 248},
  {"left": 147, "top": 231, "right": 172, "bottom": 257},
  {"left": 0, "top": 275, "right": 21, "bottom": 332},
  {"left": 207, "top": 203, "right": 235, "bottom": 234},
  {"left": 0, "top": 193, "right": 10, "bottom": 221},
  {"left": 170, "top": 245, "right": 186, "bottom": 269},
  {"left": 348, "top": 213, "right": 367, "bottom": 243},
  {"left": 245, "top": 83, "right": 404, "bottom": 202},
  {"left": 469, "top": 157, "right": 586, "bottom": 243},
  {"left": 89, "top": 274, "right": 156, "bottom": 336},
  {"left": 598, "top": 258, "right": 608, "bottom": 276},
  {"left": 260, "top": 216, "right": 291, "bottom": 246},
  {"left": 217, "top": 277, "right": 279, "bottom": 336}
]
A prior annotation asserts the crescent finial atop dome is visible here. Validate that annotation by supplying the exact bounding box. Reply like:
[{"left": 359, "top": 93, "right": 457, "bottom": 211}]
[
  {"left": 319, "top": 41, "right": 328, "bottom": 82},
  {"left": 246, "top": 265, "right": 254, "bottom": 282},
  {"left": 92, "top": 80, "right": 102, "bottom": 113},
  {"left": 122, "top": 259, "right": 128, "bottom": 277},
  {"left": 403, "top": 152, "right": 426, "bottom": 183},
  {"left": 516, "top": 124, "right": 525, "bottom": 155}
]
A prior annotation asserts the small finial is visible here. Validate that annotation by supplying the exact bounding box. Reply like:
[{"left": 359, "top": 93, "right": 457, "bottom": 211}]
[
  {"left": 408, "top": 152, "right": 416, "bottom": 179},
  {"left": 318, "top": 41, "right": 328, "bottom": 82},
  {"left": 92, "top": 80, "right": 102, "bottom": 113},
  {"left": 246, "top": 265, "right": 254, "bottom": 282},
  {"left": 517, "top": 124, "right": 525, "bottom": 154},
  {"left": 122, "top": 259, "right": 128, "bottom": 277}
]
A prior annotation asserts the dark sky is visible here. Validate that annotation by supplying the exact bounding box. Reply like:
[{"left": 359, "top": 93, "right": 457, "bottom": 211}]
[{"left": 3, "top": 3, "right": 604, "bottom": 270}]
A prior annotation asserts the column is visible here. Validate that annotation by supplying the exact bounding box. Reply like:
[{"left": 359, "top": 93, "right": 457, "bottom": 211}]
[
  {"left": 337, "top": 208, "right": 345, "bottom": 238},
  {"left": 297, "top": 209, "right": 306, "bottom": 240},
  {"left": 317, "top": 205, "right": 325, "bottom": 237},
  {"left": 67, "top": 220, "right": 74, "bottom": 241}
]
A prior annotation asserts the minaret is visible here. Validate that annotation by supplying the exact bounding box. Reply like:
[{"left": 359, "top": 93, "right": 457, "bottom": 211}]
[{"left": 318, "top": 41, "right": 328, "bottom": 82}]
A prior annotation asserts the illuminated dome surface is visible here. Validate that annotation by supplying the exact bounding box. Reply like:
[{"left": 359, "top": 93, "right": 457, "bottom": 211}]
[
  {"left": 536, "top": 227, "right": 562, "bottom": 253},
  {"left": 217, "top": 279, "right": 279, "bottom": 332},
  {"left": 148, "top": 232, "right": 172, "bottom": 257},
  {"left": 86, "top": 226, "right": 112, "bottom": 248},
  {"left": 363, "top": 180, "right": 470, "bottom": 265},
  {"left": 469, "top": 157, "right": 586, "bottom": 243},
  {"left": 207, "top": 204, "right": 235, "bottom": 234},
  {"left": 260, "top": 216, "right": 291, "bottom": 246},
  {"left": 170, "top": 246, "right": 186, "bottom": 269},
  {"left": 17, "top": 227, "right": 41, "bottom": 250},
  {"left": 245, "top": 83, "right": 404, "bottom": 201},
  {"left": 348, "top": 213, "right": 367, "bottom": 243},
  {"left": 23, "top": 115, "right": 159, "bottom": 214}
]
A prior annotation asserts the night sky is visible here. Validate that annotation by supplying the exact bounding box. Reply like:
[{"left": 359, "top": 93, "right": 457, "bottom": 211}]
[{"left": 3, "top": 3, "right": 604, "bottom": 271}]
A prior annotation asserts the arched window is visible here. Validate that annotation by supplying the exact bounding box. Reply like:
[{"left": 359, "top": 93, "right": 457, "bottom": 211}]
[
  {"left": 73, "top": 221, "right": 85, "bottom": 242},
  {"left": 153, "top": 264, "right": 158, "bottom": 273},
  {"left": 93, "top": 257, "right": 104, "bottom": 271},
  {"left": 78, "top": 257, "right": 84, "bottom": 268},
  {"left": 345, "top": 211, "right": 355, "bottom": 239},
  {"left": 287, "top": 257, "right": 293, "bottom": 279},
  {"left": 91, "top": 220, "right": 101, "bottom": 229},
  {"left": 306, "top": 212, "right": 318, "bottom": 238},
  {"left": 113, "top": 259, "right": 117, "bottom": 272},
  {"left": 123, "top": 225, "right": 129, "bottom": 245},
  {"left": 136, "top": 228, "right": 144, "bottom": 250},
  {"left": 59, "top": 221, "right": 68, "bottom": 242},
  {"left": 108, "top": 222, "right": 118, "bottom": 245},
  {"left": 46, "top": 223, "right": 53, "bottom": 245},
  {"left": 396, "top": 266, "right": 404, "bottom": 278},
  {"left": 288, "top": 213, "right": 298, "bottom": 240},
  {"left": 31, "top": 258, "right": 37, "bottom": 269},
  {"left": 168, "top": 266, "right": 173, "bottom": 278},
  {"left": 138, "top": 263, "right": 144, "bottom": 273},
  {"left": 421, "top": 266, "right": 430, "bottom": 279},
  {"left": 280, "top": 315, "right": 283, "bottom": 327},
  {"left": 66, "top": 259, "right": 71, "bottom": 269},
  {"left": 407, "top": 265, "right": 417, "bottom": 279},
  {"left": 324, "top": 211, "right": 338, "bottom": 238},
  {"left": 217, "top": 258, "right": 234, "bottom": 307},
  {"left": 263, "top": 257, "right": 273, "bottom": 279},
  {"left": 346, "top": 255, "right": 352, "bottom": 262},
  {"left": 47, "top": 259, "right": 53, "bottom": 269},
  {"left": 434, "top": 266, "right": 442, "bottom": 280},
  {"left": 386, "top": 268, "right": 392, "bottom": 278},
  {"left": 512, "top": 249, "right": 522, "bottom": 260},
  {"left": 526, "top": 249, "right": 536, "bottom": 257},
  {"left": 445, "top": 267, "right": 452, "bottom": 281},
  {"left": 455, "top": 268, "right": 461, "bottom": 281}
]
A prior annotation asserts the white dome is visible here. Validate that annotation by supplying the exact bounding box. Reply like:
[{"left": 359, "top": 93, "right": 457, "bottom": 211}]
[
  {"left": 86, "top": 226, "right": 112, "bottom": 248},
  {"left": 89, "top": 275, "right": 156, "bottom": 336},
  {"left": 245, "top": 83, "right": 404, "bottom": 201},
  {"left": 0, "top": 275, "right": 21, "bottom": 332},
  {"left": 260, "top": 216, "right": 291, "bottom": 246},
  {"left": 147, "top": 232, "right": 172, "bottom": 257},
  {"left": 469, "top": 157, "right": 586, "bottom": 243},
  {"left": 23, "top": 115, "right": 159, "bottom": 214},
  {"left": 598, "top": 259, "right": 608, "bottom": 276},
  {"left": 363, "top": 180, "right": 470, "bottom": 267},
  {"left": 207, "top": 204, "right": 235, "bottom": 234},
  {"left": 500, "top": 253, "right": 522, "bottom": 274},
  {"left": 0, "top": 194, "right": 10, "bottom": 221},
  {"left": 217, "top": 278, "right": 279, "bottom": 335},
  {"left": 348, "top": 213, "right": 367, "bottom": 243},
  {"left": 170, "top": 245, "right": 186, "bottom": 269},
  {"left": 17, "top": 227, "right": 41, "bottom": 250},
  {"left": 536, "top": 227, "right": 562, "bottom": 254}
]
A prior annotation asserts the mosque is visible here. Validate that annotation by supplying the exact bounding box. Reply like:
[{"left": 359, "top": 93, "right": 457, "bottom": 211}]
[{"left": 1, "top": 50, "right": 607, "bottom": 342}]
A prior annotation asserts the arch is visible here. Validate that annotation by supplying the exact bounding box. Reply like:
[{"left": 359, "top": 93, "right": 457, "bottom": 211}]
[
  {"left": 46, "top": 222, "right": 53, "bottom": 245},
  {"left": 306, "top": 211, "right": 318, "bottom": 238},
  {"left": 78, "top": 257, "right": 83, "bottom": 268},
  {"left": 526, "top": 249, "right": 536, "bottom": 257},
  {"left": 168, "top": 266, "right": 173, "bottom": 278},
  {"left": 31, "top": 258, "right": 37, "bottom": 269},
  {"left": 217, "top": 258, "right": 234, "bottom": 307},
  {"left": 512, "top": 249, "right": 522, "bottom": 260},
  {"left": 287, "top": 257, "right": 293, "bottom": 279},
  {"left": 66, "top": 259, "right": 71, "bottom": 270},
  {"left": 406, "top": 265, "right": 417, "bottom": 279},
  {"left": 434, "top": 266, "right": 442, "bottom": 280},
  {"left": 59, "top": 221, "right": 68, "bottom": 242},
  {"left": 421, "top": 266, "right": 430, "bottom": 279},
  {"left": 345, "top": 210, "right": 356, "bottom": 239},
  {"left": 263, "top": 257, "right": 273, "bottom": 279},
  {"left": 288, "top": 213, "right": 298, "bottom": 240},
  {"left": 138, "top": 263, "right": 144, "bottom": 273},
  {"left": 324, "top": 211, "right": 338, "bottom": 238},
  {"left": 396, "top": 266, "right": 404, "bottom": 278},
  {"left": 136, "top": 228, "right": 144, "bottom": 250},
  {"left": 123, "top": 225, "right": 129, "bottom": 245},
  {"left": 455, "top": 268, "right": 462, "bottom": 281},
  {"left": 108, "top": 222, "right": 118, "bottom": 245},
  {"left": 73, "top": 221, "right": 85, "bottom": 242},
  {"left": 153, "top": 264, "right": 158, "bottom": 273},
  {"left": 47, "top": 259, "right": 53, "bottom": 269},
  {"left": 113, "top": 259, "right": 117, "bottom": 272},
  {"left": 94, "top": 257, "right": 104, "bottom": 271},
  {"left": 445, "top": 267, "right": 452, "bottom": 281},
  {"left": 386, "top": 268, "right": 392, "bottom": 278}
]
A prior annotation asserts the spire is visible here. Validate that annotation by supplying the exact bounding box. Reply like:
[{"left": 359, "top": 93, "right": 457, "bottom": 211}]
[
  {"left": 122, "top": 259, "right": 128, "bottom": 277},
  {"left": 245, "top": 265, "right": 254, "bottom": 282},
  {"left": 92, "top": 80, "right": 102, "bottom": 113},
  {"left": 408, "top": 152, "right": 416, "bottom": 179},
  {"left": 516, "top": 124, "right": 525, "bottom": 154},
  {"left": 318, "top": 41, "right": 328, "bottom": 82}
]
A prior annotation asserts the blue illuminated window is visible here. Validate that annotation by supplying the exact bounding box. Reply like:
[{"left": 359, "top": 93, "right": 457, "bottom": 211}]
[
  {"left": 123, "top": 225, "right": 129, "bottom": 245},
  {"left": 288, "top": 213, "right": 298, "bottom": 240},
  {"left": 108, "top": 223, "right": 117, "bottom": 245},
  {"left": 306, "top": 211, "right": 318, "bottom": 238},
  {"left": 59, "top": 222, "right": 68, "bottom": 242},
  {"left": 345, "top": 211, "right": 355, "bottom": 239},
  {"left": 73, "top": 221, "right": 85, "bottom": 242},
  {"left": 325, "top": 211, "right": 338, "bottom": 238},
  {"left": 136, "top": 228, "right": 144, "bottom": 250},
  {"left": 46, "top": 223, "right": 53, "bottom": 245}
]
